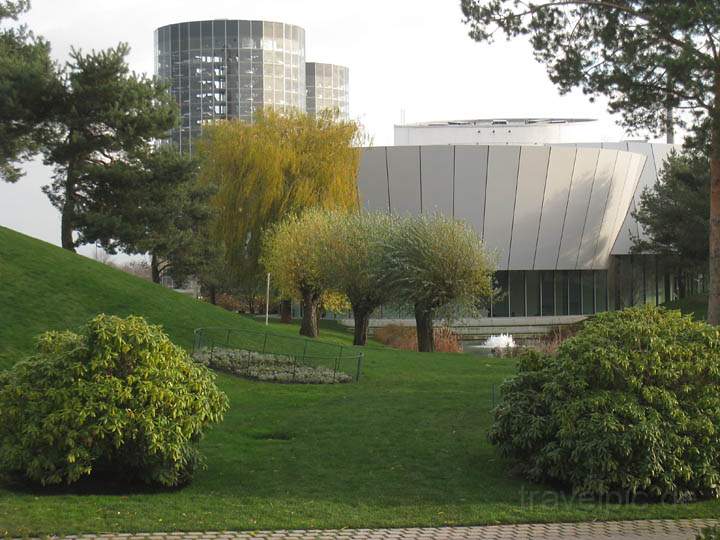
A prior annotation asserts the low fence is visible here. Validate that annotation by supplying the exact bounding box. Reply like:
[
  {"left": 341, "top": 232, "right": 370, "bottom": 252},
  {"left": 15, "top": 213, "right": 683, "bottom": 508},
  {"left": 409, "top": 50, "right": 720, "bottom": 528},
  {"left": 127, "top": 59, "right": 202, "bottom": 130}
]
[{"left": 192, "top": 327, "right": 363, "bottom": 382}]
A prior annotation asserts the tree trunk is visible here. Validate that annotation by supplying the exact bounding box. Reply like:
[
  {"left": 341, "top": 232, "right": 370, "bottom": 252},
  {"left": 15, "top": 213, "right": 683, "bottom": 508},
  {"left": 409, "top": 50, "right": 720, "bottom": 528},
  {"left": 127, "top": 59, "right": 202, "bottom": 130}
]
[
  {"left": 677, "top": 268, "right": 687, "bottom": 300},
  {"left": 61, "top": 167, "right": 75, "bottom": 251},
  {"left": 150, "top": 253, "right": 161, "bottom": 284},
  {"left": 209, "top": 285, "right": 217, "bottom": 305},
  {"left": 300, "top": 291, "right": 319, "bottom": 338},
  {"left": 708, "top": 69, "right": 720, "bottom": 324},
  {"left": 665, "top": 75, "right": 675, "bottom": 144},
  {"left": 414, "top": 303, "right": 434, "bottom": 353},
  {"left": 352, "top": 304, "right": 371, "bottom": 346},
  {"left": 280, "top": 299, "right": 292, "bottom": 323},
  {"left": 709, "top": 98, "right": 720, "bottom": 324}
]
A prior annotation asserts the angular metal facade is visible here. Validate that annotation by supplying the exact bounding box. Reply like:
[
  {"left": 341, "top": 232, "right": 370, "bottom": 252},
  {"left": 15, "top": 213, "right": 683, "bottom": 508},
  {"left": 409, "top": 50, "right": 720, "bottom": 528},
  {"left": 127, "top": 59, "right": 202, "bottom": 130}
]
[{"left": 357, "top": 144, "right": 652, "bottom": 271}]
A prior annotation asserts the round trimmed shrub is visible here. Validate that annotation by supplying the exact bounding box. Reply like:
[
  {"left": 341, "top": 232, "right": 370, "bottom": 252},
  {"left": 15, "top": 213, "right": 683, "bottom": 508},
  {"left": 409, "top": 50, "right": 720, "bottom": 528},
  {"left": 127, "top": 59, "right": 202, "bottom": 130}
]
[
  {"left": 489, "top": 305, "right": 720, "bottom": 501},
  {"left": 0, "top": 314, "right": 229, "bottom": 487}
]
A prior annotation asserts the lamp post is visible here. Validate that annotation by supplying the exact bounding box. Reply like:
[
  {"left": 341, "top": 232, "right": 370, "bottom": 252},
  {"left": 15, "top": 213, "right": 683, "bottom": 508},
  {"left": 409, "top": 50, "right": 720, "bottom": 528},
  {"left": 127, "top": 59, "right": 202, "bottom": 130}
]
[{"left": 265, "top": 272, "right": 271, "bottom": 326}]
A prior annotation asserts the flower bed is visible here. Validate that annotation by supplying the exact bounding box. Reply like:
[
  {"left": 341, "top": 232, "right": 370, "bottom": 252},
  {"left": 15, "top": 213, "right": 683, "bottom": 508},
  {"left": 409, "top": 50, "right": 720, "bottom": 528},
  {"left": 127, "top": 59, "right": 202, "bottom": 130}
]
[{"left": 193, "top": 347, "right": 352, "bottom": 384}]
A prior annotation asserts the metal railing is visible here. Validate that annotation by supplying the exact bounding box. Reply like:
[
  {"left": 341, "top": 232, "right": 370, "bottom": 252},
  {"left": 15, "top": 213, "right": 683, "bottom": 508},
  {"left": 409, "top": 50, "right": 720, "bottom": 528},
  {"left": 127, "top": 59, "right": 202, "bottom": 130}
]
[{"left": 192, "top": 327, "right": 363, "bottom": 382}]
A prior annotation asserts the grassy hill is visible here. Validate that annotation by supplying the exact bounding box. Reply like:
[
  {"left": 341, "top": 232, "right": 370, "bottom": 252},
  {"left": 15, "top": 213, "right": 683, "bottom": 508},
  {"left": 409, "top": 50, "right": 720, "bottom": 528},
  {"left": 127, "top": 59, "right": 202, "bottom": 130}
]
[
  {"left": 2, "top": 226, "right": 720, "bottom": 535},
  {"left": 0, "top": 226, "right": 276, "bottom": 369}
]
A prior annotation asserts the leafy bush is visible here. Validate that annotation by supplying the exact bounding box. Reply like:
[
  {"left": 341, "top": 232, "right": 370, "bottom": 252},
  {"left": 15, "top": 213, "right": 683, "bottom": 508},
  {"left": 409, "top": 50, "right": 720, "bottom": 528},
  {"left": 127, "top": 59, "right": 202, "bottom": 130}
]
[
  {"left": 0, "top": 314, "right": 228, "bottom": 487},
  {"left": 194, "top": 347, "right": 352, "bottom": 384},
  {"left": 535, "top": 321, "right": 584, "bottom": 355},
  {"left": 489, "top": 305, "right": 720, "bottom": 501},
  {"left": 698, "top": 527, "right": 720, "bottom": 540},
  {"left": 216, "top": 292, "right": 243, "bottom": 312},
  {"left": 374, "top": 324, "right": 463, "bottom": 353}
]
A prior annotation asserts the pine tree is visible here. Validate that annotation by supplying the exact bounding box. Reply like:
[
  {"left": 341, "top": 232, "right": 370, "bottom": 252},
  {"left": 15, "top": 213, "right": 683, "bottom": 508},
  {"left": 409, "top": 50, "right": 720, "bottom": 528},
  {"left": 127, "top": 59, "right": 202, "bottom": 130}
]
[
  {"left": 0, "top": 0, "right": 59, "bottom": 182},
  {"left": 42, "top": 43, "right": 176, "bottom": 250},
  {"left": 461, "top": 1, "right": 720, "bottom": 322}
]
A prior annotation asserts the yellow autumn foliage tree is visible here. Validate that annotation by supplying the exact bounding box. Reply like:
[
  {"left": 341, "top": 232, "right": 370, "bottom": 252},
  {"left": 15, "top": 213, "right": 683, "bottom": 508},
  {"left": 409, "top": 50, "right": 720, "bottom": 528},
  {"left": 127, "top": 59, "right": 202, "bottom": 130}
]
[{"left": 198, "top": 109, "right": 361, "bottom": 288}]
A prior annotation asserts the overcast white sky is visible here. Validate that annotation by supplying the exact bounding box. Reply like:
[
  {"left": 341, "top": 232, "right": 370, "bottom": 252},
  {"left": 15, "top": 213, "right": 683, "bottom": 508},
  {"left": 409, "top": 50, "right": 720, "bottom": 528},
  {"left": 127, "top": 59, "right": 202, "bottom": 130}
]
[{"left": 1, "top": 0, "right": 658, "bottom": 257}]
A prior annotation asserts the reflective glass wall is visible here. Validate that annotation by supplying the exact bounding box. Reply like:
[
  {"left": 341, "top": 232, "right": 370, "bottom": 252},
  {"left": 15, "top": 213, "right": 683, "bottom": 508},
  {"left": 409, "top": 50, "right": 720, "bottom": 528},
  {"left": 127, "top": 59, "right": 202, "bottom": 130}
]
[
  {"left": 315, "top": 256, "right": 705, "bottom": 321},
  {"left": 487, "top": 259, "right": 707, "bottom": 318},
  {"left": 306, "top": 62, "right": 349, "bottom": 120},
  {"left": 155, "top": 20, "right": 306, "bottom": 154},
  {"left": 490, "top": 270, "right": 609, "bottom": 317},
  {"left": 609, "top": 255, "right": 707, "bottom": 310}
]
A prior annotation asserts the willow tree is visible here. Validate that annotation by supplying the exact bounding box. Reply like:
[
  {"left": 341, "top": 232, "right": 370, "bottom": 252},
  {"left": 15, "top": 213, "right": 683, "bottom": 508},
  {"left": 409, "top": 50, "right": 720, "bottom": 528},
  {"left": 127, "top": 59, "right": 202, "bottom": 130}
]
[
  {"left": 324, "top": 211, "right": 395, "bottom": 346},
  {"left": 381, "top": 215, "right": 494, "bottom": 353},
  {"left": 261, "top": 209, "right": 334, "bottom": 338},
  {"left": 198, "top": 109, "right": 361, "bottom": 315},
  {"left": 461, "top": 1, "right": 720, "bottom": 323}
]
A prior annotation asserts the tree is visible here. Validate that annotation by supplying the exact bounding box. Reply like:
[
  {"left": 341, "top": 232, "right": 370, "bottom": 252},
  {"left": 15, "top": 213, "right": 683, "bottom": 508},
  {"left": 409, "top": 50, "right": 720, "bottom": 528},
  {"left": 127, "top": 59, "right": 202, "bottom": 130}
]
[
  {"left": 74, "top": 146, "right": 214, "bottom": 285},
  {"left": 261, "top": 209, "right": 335, "bottom": 338},
  {"left": 633, "top": 150, "right": 709, "bottom": 267},
  {"left": 461, "top": 1, "right": 720, "bottom": 323},
  {"left": 193, "top": 241, "right": 240, "bottom": 305},
  {"left": 42, "top": 43, "right": 177, "bottom": 251},
  {"left": 0, "top": 0, "right": 59, "bottom": 182},
  {"left": 324, "top": 211, "right": 395, "bottom": 346},
  {"left": 381, "top": 215, "right": 493, "bottom": 353},
  {"left": 198, "top": 108, "right": 361, "bottom": 314}
]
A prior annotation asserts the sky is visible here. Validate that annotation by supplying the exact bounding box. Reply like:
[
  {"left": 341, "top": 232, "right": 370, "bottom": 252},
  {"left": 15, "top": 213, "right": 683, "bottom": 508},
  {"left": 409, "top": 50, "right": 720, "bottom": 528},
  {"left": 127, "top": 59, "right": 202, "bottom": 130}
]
[{"left": 0, "top": 0, "right": 657, "bottom": 258}]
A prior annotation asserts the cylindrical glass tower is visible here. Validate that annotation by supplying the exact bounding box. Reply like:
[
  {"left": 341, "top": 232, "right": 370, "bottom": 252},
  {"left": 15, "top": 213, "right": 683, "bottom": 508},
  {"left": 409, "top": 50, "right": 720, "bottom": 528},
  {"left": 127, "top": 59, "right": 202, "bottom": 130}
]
[
  {"left": 154, "top": 20, "right": 306, "bottom": 153},
  {"left": 305, "top": 62, "right": 349, "bottom": 120}
]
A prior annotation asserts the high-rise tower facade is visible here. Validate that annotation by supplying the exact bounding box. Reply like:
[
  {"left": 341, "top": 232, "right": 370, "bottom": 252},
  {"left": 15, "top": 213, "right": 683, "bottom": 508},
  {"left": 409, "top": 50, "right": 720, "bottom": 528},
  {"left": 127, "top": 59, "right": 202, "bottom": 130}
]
[
  {"left": 305, "top": 62, "right": 349, "bottom": 120},
  {"left": 155, "top": 19, "right": 349, "bottom": 153}
]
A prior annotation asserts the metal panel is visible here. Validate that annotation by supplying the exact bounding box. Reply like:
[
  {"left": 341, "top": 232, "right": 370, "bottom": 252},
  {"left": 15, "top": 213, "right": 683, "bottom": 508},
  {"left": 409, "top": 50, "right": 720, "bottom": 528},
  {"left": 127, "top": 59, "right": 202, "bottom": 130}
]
[
  {"left": 625, "top": 142, "right": 657, "bottom": 243},
  {"left": 508, "top": 146, "right": 550, "bottom": 270},
  {"left": 387, "top": 146, "right": 421, "bottom": 215},
  {"left": 610, "top": 210, "right": 635, "bottom": 256},
  {"left": 557, "top": 148, "right": 600, "bottom": 269},
  {"left": 534, "top": 147, "right": 576, "bottom": 270},
  {"left": 357, "top": 147, "right": 389, "bottom": 212},
  {"left": 609, "top": 143, "right": 680, "bottom": 255},
  {"left": 601, "top": 142, "right": 629, "bottom": 151},
  {"left": 594, "top": 151, "right": 632, "bottom": 267},
  {"left": 577, "top": 149, "right": 618, "bottom": 269},
  {"left": 420, "top": 146, "right": 454, "bottom": 215},
  {"left": 610, "top": 152, "right": 647, "bottom": 255},
  {"left": 453, "top": 145, "right": 488, "bottom": 238},
  {"left": 484, "top": 146, "right": 521, "bottom": 270},
  {"left": 576, "top": 142, "right": 602, "bottom": 148}
]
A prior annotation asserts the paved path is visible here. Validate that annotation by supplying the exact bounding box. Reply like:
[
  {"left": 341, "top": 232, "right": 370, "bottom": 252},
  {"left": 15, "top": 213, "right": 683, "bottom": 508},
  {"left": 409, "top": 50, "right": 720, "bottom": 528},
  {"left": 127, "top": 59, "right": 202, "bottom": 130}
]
[{"left": 28, "top": 519, "right": 720, "bottom": 540}]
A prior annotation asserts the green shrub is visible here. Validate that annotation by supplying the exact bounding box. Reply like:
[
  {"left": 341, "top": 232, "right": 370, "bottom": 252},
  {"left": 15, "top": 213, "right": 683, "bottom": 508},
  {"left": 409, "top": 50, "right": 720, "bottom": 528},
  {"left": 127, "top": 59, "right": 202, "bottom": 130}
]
[
  {"left": 698, "top": 527, "right": 720, "bottom": 540},
  {"left": 194, "top": 347, "right": 353, "bottom": 384},
  {"left": 489, "top": 305, "right": 720, "bottom": 501},
  {"left": 0, "top": 314, "right": 228, "bottom": 487}
]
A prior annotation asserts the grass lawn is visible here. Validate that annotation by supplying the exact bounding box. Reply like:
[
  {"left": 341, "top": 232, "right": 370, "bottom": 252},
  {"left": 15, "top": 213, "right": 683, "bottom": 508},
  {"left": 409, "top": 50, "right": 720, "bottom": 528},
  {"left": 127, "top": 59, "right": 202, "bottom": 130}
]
[{"left": 2, "top": 226, "right": 720, "bottom": 535}]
